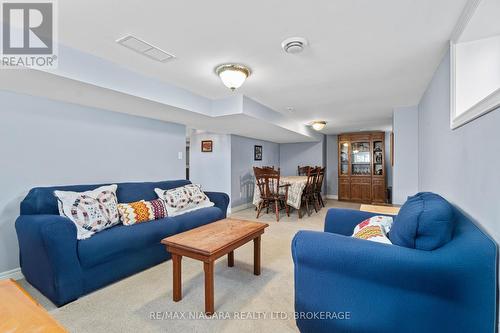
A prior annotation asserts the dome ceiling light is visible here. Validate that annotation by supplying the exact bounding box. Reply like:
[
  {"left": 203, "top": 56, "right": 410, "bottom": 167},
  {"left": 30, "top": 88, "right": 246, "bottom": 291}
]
[
  {"left": 311, "top": 121, "right": 327, "bottom": 131},
  {"left": 215, "top": 64, "right": 251, "bottom": 91},
  {"left": 281, "top": 37, "right": 308, "bottom": 54}
]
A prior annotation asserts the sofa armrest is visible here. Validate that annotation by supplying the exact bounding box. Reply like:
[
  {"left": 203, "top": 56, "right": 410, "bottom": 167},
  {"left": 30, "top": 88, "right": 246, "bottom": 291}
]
[
  {"left": 205, "top": 192, "right": 230, "bottom": 217},
  {"left": 15, "top": 215, "right": 83, "bottom": 306},
  {"left": 324, "top": 208, "right": 395, "bottom": 235}
]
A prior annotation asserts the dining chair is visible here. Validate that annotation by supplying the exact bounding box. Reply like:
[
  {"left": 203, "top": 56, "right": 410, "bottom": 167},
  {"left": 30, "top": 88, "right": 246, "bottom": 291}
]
[
  {"left": 314, "top": 167, "right": 326, "bottom": 209},
  {"left": 299, "top": 167, "right": 318, "bottom": 217},
  {"left": 297, "top": 165, "right": 311, "bottom": 176},
  {"left": 261, "top": 166, "right": 275, "bottom": 170},
  {"left": 254, "top": 167, "right": 290, "bottom": 222}
]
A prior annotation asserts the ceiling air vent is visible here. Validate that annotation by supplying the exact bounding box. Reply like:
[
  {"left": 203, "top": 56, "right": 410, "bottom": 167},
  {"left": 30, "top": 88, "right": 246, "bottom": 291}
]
[
  {"left": 116, "top": 35, "right": 175, "bottom": 62},
  {"left": 281, "top": 37, "right": 308, "bottom": 54}
]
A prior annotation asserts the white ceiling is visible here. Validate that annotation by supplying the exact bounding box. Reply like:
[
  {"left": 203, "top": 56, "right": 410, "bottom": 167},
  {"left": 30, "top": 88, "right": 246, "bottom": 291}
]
[
  {"left": 55, "top": 0, "right": 467, "bottom": 135},
  {"left": 3, "top": 0, "right": 470, "bottom": 140}
]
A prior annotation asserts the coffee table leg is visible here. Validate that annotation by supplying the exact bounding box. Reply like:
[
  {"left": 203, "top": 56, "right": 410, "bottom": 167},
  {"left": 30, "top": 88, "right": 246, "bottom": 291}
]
[
  {"left": 172, "top": 254, "right": 182, "bottom": 302},
  {"left": 204, "top": 261, "right": 214, "bottom": 315},
  {"left": 254, "top": 236, "right": 261, "bottom": 276},
  {"left": 227, "top": 251, "right": 234, "bottom": 267}
]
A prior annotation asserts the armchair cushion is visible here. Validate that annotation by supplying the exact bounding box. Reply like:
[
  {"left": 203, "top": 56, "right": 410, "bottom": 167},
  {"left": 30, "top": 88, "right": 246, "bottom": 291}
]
[{"left": 390, "top": 192, "right": 455, "bottom": 250}]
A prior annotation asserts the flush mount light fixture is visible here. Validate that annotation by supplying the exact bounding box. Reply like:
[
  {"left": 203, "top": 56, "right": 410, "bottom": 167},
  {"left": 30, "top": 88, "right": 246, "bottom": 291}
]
[
  {"left": 311, "top": 121, "right": 327, "bottom": 131},
  {"left": 215, "top": 64, "right": 251, "bottom": 91}
]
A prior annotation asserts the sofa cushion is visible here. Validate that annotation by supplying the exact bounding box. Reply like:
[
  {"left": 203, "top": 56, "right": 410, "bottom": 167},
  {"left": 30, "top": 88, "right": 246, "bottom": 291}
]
[
  {"left": 170, "top": 206, "right": 225, "bottom": 233},
  {"left": 77, "top": 206, "right": 224, "bottom": 268},
  {"left": 55, "top": 185, "right": 120, "bottom": 239},
  {"left": 20, "top": 180, "right": 191, "bottom": 215},
  {"left": 117, "top": 180, "right": 190, "bottom": 203},
  {"left": 117, "top": 199, "right": 168, "bottom": 225},
  {"left": 155, "top": 184, "right": 214, "bottom": 217},
  {"left": 389, "top": 192, "right": 455, "bottom": 250}
]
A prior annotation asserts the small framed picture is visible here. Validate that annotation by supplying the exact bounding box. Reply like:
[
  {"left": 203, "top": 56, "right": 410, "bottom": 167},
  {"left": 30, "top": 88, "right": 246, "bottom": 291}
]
[
  {"left": 201, "top": 140, "right": 213, "bottom": 152},
  {"left": 254, "top": 145, "right": 262, "bottom": 161}
]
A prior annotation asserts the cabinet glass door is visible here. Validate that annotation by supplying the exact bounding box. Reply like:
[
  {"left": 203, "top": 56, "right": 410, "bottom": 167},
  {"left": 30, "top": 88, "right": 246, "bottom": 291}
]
[
  {"left": 373, "top": 141, "right": 384, "bottom": 176},
  {"left": 351, "top": 142, "right": 371, "bottom": 175},
  {"left": 340, "top": 142, "right": 349, "bottom": 175}
]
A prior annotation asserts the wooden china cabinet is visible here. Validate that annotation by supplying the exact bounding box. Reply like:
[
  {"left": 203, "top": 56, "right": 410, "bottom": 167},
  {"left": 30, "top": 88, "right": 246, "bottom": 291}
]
[{"left": 338, "top": 132, "right": 386, "bottom": 204}]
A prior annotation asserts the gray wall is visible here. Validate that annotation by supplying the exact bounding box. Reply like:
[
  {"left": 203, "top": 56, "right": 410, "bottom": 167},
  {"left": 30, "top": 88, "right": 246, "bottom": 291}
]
[
  {"left": 279, "top": 140, "right": 325, "bottom": 176},
  {"left": 230, "top": 135, "right": 280, "bottom": 208},
  {"left": 418, "top": 51, "right": 500, "bottom": 242},
  {"left": 189, "top": 132, "right": 232, "bottom": 199},
  {"left": 393, "top": 106, "right": 419, "bottom": 204},
  {"left": 0, "top": 90, "right": 186, "bottom": 274},
  {"left": 326, "top": 135, "right": 339, "bottom": 196}
]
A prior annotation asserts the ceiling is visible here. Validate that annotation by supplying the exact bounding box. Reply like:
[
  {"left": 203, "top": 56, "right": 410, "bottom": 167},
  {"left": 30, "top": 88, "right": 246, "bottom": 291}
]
[{"left": 4, "top": 0, "right": 470, "bottom": 139}]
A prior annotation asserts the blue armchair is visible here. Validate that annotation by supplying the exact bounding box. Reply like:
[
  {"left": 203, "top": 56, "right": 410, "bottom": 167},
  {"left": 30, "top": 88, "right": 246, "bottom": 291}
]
[{"left": 292, "top": 203, "right": 497, "bottom": 333}]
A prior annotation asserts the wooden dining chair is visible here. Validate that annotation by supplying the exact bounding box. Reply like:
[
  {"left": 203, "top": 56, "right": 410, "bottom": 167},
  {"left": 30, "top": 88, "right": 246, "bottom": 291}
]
[
  {"left": 297, "top": 165, "right": 311, "bottom": 176},
  {"left": 254, "top": 167, "right": 290, "bottom": 221},
  {"left": 299, "top": 167, "right": 318, "bottom": 217},
  {"left": 261, "top": 166, "right": 275, "bottom": 170},
  {"left": 314, "top": 166, "right": 326, "bottom": 209}
]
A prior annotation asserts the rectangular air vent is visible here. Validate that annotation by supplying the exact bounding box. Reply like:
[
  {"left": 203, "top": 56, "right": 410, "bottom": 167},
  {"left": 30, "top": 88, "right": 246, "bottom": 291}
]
[{"left": 116, "top": 35, "right": 175, "bottom": 62}]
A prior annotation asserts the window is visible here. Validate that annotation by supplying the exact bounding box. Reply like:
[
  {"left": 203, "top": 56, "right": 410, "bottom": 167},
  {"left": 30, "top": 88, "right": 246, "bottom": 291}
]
[{"left": 450, "top": 0, "right": 500, "bottom": 129}]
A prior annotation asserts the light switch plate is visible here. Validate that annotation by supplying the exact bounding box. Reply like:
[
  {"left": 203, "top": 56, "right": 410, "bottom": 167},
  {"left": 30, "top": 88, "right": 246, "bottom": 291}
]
[{"left": 178, "top": 152, "right": 183, "bottom": 160}]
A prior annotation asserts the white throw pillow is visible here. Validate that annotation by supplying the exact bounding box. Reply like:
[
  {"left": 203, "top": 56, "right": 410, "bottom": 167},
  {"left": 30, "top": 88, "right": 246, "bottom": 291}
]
[
  {"left": 352, "top": 215, "right": 394, "bottom": 245},
  {"left": 154, "top": 184, "right": 214, "bottom": 217},
  {"left": 54, "top": 184, "right": 120, "bottom": 239}
]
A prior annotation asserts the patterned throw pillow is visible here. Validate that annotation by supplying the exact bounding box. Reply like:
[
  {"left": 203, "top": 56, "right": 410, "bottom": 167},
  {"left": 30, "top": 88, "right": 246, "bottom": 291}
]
[
  {"left": 154, "top": 184, "right": 214, "bottom": 217},
  {"left": 352, "top": 215, "right": 394, "bottom": 245},
  {"left": 54, "top": 185, "right": 119, "bottom": 240},
  {"left": 117, "top": 199, "right": 168, "bottom": 225}
]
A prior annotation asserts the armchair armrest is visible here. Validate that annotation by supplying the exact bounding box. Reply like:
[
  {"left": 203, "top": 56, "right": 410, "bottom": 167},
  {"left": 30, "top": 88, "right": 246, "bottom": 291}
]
[
  {"left": 324, "top": 208, "right": 395, "bottom": 235},
  {"left": 205, "top": 191, "right": 230, "bottom": 217},
  {"left": 15, "top": 215, "right": 82, "bottom": 306}
]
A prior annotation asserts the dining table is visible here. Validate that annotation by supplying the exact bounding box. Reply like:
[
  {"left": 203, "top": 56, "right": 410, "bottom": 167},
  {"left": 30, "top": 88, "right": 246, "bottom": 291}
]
[{"left": 252, "top": 175, "right": 308, "bottom": 211}]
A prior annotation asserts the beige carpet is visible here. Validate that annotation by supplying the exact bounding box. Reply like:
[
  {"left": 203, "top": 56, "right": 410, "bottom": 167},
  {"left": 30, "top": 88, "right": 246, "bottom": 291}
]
[{"left": 19, "top": 200, "right": 360, "bottom": 333}]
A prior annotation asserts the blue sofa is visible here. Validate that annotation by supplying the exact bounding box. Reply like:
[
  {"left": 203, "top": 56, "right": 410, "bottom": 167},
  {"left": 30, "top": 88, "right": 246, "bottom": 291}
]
[
  {"left": 292, "top": 193, "right": 497, "bottom": 333},
  {"left": 15, "top": 180, "right": 229, "bottom": 306}
]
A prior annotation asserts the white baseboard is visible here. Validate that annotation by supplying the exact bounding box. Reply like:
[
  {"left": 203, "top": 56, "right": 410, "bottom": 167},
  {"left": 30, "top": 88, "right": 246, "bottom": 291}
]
[
  {"left": 0, "top": 267, "right": 23, "bottom": 281},
  {"left": 231, "top": 203, "right": 253, "bottom": 213},
  {"left": 326, "top": 195, "right": 338, "bottom": 200}
]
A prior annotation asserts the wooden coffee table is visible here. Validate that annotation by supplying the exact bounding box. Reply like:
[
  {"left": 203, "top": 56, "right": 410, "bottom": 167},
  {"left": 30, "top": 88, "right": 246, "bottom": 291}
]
[
  {"left": 0, "top": 279, "right": 67, "bottom": 332},
  {"left": 161, "top": 218, "right": 268, "bottom": 314}
]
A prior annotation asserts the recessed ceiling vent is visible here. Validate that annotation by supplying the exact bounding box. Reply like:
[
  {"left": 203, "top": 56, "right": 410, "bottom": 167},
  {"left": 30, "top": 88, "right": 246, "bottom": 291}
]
[
  {"left": 116, "top": 35, "right": 175, "bottom": 62},
  {"left": 281, "top": 37, "right": 308, "bottom": 54}
]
